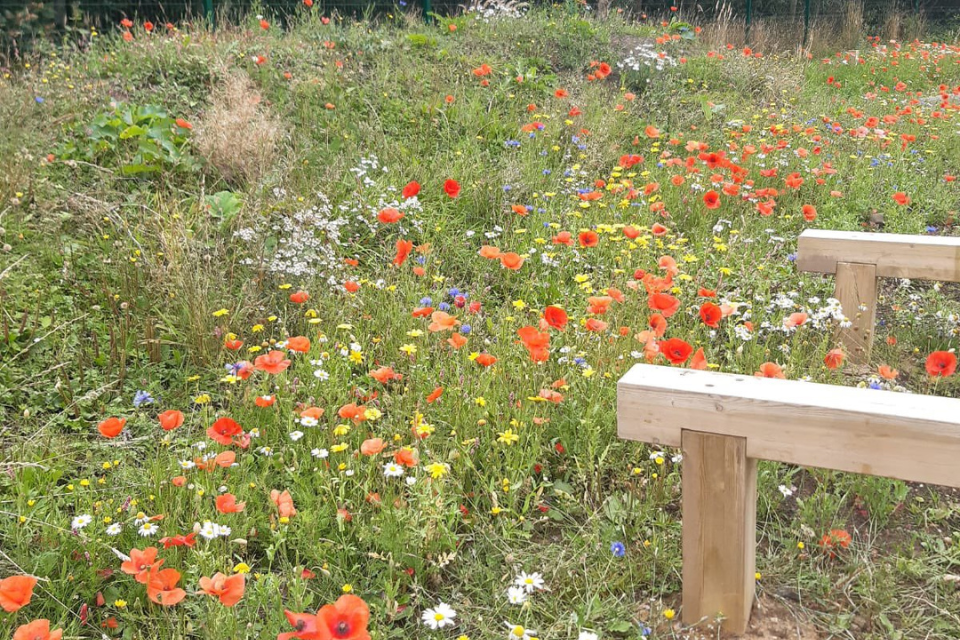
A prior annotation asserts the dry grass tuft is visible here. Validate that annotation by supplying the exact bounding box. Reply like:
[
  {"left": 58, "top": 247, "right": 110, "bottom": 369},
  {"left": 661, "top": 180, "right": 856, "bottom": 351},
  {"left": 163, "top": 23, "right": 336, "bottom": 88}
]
[{"left": 195, "top": 70, "right": 282, "bottom": 187}]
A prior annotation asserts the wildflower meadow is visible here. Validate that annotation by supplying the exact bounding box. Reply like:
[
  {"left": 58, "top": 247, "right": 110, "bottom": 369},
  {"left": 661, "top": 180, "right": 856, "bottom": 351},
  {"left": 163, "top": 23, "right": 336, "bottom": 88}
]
[{"left": 1, "top": 3, "right": 960, "bottom": 638}]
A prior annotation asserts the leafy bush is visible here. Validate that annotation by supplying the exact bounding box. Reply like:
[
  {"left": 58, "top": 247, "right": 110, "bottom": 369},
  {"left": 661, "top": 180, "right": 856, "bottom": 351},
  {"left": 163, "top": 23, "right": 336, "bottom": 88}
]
[{"left": 57, "top": 101, "right": 196, "bottom": 175}]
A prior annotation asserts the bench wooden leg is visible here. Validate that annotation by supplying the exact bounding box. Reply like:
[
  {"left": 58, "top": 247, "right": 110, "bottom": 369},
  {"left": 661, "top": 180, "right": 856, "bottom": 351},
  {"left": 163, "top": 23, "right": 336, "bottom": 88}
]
[
  {"left": 834, "top": 261, "right": 878, "bottom": 365},
  {"left": 681, "top": 430, "right": 757, "bottom": 634}
]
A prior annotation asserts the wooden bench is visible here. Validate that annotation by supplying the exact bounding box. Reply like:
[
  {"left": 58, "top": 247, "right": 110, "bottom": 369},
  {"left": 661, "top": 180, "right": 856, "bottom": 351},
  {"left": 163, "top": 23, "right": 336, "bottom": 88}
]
[
  {"left": 617, "top": 364, "right": 960, "bottom": 634},
  {"left": 796, "top": 229, "right": 960, "bottom": 364}
]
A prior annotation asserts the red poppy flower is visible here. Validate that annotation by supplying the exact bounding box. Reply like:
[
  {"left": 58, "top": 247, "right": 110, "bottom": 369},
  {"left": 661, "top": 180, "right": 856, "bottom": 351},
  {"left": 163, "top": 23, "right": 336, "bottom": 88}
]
[
  {"left": 703, "top": 190, "right": 721, "bottom": 209},
  {"left": 207, "top": 417, "right": 242, "bottom": 446},
  {"left": 543, "top": 306, "right": 568, "bottom": 330},
  {"left": 377, "top": 208, "right": 403, "bottom": 224},
  {"left": 157, "top": 410, "right": 184, "bottom": 431},
  {"left": 475, "top": 353, "right": 497, "bottom": 367},
  {"left": 393, "top": 239, "right": 413, "bottom": 266},
  {"left": 443, "top": 179, "right": 461, "bottom": 198},
  {"left": 360, "top": 438, "right": 386, "bottom": 456},
  {"left": 216, "top": 493, "right": 246, "bottom": 514},
  {"left": 925, "top": 351, "right": 957, "bottom": 377},
  {"left": 0, "top": 576, "right": 38, "bottom": 613},
  {"left": 689, "top": 347, "right": 708, "bottom": 370},
  {"left": 254, "top": 350, "right": 291, "bottom": 374},
  {"left": 13, "top": 620, "right": 62, "bottom": 640},
  {"left": 756, "top": 362, "right": 786, "bottom": 379},
  {"left": 224, "top": 338, "right": 244, "bottom": 350},
  {"left": 289, "top": 290, "right": 310, "bottom": 304},
  {"left": 271, "top": 489, "right": 298, "bottom": 518},
  {"left": 369, "top": 367, "right": 402, "bottom": 384},
  {"left": 699, "top": 302, "right": 722, "bottom": 328},
  {"left": 499, "top": 252, "right": 524, "bottom": 270},
  {"left": 402, "top": 181, "right": 420, "bottom": 199},
  {"left": 578, "top": 231, "right": 599, "bottom": 247},
  {"left": 98, "top": 417, "right": 126, "bottom": 438},
  {"left": 146, "top": 568, "right": 186, "bottom": 606},
  {"left": 287, "top": 336, "right": 311, "bottom": 353},
  {"left": 801, "top": 204, "right": 817, "bottom": 221},
  {"left": 660, "top": 337, "right": 693, "bottom": 365},
  {"left": 648, "top": 293, "right": 680, "bottom": 318},
  {"left": 344, "top": 281, "right": 360, "bottom": 293},
  {"left": 892, "top": 191, "right": 910, "bottom": 206},
  {"left": 426, "top": 387, "right": 444, "bottom": 403},
  {"left": 158, "top": 533, "right": 196, "bottom": 549},
  {"left": 517, "top": 326, "right": 550, "bottom": 362},
  {"left": 584, "top": 318, "right": 608, "bottom": 332},
  {"left": 120, "top": 547, "right": 163, "bottom": 584},
  {"left": 200, "top": 573, "right": 245, "bottom": 607},
  {"left": 824, "top": 348, "right": 844, "bottom": 370}
]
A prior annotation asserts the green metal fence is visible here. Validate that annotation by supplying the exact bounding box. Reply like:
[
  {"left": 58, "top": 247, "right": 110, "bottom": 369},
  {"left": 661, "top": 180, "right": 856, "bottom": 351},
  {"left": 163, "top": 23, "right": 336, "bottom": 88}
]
[{"left": 2, "top": 0, "right": 958, "bottom": 60}]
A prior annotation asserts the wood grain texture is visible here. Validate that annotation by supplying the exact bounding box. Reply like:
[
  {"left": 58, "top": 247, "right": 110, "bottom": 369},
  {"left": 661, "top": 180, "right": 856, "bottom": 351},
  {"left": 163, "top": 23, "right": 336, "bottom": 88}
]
[
  {"left": 681, "top": 431, "right": 757, "bottom": 634},
  {"left": 796, "top": 229, "right": 960, "bottom": 281},
  {"left": 617, "top": 365, "right": 960, "bottom": 487},
  {"left": 834, "top": 262, "right": 878, "bottom": 365}
]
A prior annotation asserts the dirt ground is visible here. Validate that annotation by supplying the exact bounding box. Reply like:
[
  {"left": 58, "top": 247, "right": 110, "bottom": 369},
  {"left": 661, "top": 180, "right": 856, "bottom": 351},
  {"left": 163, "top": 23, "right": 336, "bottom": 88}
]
[{"left": 676, "top": 596, "right": 821, "bottom": 640}]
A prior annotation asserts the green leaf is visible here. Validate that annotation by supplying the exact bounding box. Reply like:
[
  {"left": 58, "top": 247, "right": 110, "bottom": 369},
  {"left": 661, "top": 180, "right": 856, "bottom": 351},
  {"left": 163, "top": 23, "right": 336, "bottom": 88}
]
[{"left": 119, "top": 125, "right": 147, "bottom": 140}]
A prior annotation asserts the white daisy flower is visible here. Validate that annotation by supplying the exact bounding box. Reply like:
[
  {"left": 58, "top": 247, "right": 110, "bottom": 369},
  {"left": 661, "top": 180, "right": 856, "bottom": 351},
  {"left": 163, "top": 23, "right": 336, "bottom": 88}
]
[
  {"left": 71, "top": 514, "right": 92, "bottom": 530},
  {"left": 290, "top": 430, "right": 305, "bottom": 441},
  {"left": 421, "top": 602, "right": 457, "bottom": 629},
  {"left": 106, "top": 523, "right": 123, "bottom": 536},
  {"left": 506, "top": 585, "right": 527, "bottom": 604},
  {"left": 504, "top": 622, "right": 536, "bottom": 639},
  {"left": 138, "top": 522, "right": 158, "bottom": 537},
  {"left": 383, "top": 463, "right": 405, "bottom": 478},
  {"left": 514, "top": 571, "right": 544, "bottom": 593},
  {"left": 578, "top": 632, "right": 600, "bottom": 640},
  {"left": 312, "top": 448, "right": 329, "bottom": 459}
]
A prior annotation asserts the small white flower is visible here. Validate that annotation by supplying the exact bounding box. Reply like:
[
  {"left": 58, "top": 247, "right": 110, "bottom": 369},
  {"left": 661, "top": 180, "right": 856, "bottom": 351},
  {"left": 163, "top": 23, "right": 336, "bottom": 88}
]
[
  {"left": 314, "top": 369, "right": 330, "bottom": 381},
  {"left": 106, "top": 523, "right": 123, "bottom": 536},
  {"left": 138, "top": 522, "right": 158, "bottom": 537},
  {"left": 312, "top": 448, "right": 329, "bottom": 459},
  {"left": 514, "top": 571, "right": 544, "bottom": 593},
  {"left": 290, "top": 430, "right": 305, "bottom": 441},
  {"left": 383, "top": 463, "right": 405, "bottom": 478},
  {"left": 421, "top": 602, "right": 457, "bottom": 629},
  {"left": 504, "top": 622, "right": 536, "bottom": 639},
  {"left": 300, "top": 417, "right": 319, "bottom": 427},
  {"left": 258, "top": 446, "right": 273, "bottom": 456},
  {"left": 198, "top": 521, "right": 220, "bottom": 540},
  {"left": 506, "top": 585, "right": 527, "bottom": 604},
  {"left": 578, "top": 632, "right": 600, "bottom": 640},
  {"left": 778, "top": 484, "right": 795, "bottom": 497},
  {"left": 71, "top": 514, "right": 92, "bottom": 530},
  {"left": 405, "top": 476, "right": 417, "bottom": 486}
]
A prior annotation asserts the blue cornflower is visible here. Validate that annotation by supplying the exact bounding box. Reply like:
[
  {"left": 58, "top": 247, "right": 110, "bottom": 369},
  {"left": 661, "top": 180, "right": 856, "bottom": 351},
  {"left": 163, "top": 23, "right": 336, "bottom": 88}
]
[
  {"left": 926, "top": 226, "right": 937, "bottom": 233},
  {"left": 438, "top": 302, "right": 451, "bottom": 311},
  {"left": 787, "top": 253, "right": 797, "bottom": 262},
  {"left": 448, "top": 288, "right": 460, "bottom": 297},
  {"left": 543, "top": 169, "right": 551, "bottom": 175},
  {"left": 420, "top": 297, "right": 433, "bottom": 306},
  {"left": 133, "top": 390, "right": 155, "bottom": 407},
  {"left": 610, "top": 541, "right": 626, "bottom": 557},
  {"left": 868, "top": 381, "right": 882, "bottom": 390},
  {"left": 35, "top": 96, "right": 44, "bottom": 104},
  {"left": 460, "top": 325, "right": 471, "bottom": 334}
]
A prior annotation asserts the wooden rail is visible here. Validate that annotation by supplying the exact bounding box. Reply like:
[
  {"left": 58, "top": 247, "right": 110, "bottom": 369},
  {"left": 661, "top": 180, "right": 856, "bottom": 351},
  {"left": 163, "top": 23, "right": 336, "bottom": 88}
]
[
  {"left": 617, "top": 364, "right": 960, "bottom": 634},
  {"left": 796, "top": 229, "right": 960, "bottom": 364}
]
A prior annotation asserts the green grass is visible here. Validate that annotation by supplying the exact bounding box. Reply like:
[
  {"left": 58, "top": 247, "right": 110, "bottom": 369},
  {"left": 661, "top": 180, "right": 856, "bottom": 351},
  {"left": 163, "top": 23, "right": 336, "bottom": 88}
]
[{"left": 1, "top": 6, "right": 960, "bottom": 640}]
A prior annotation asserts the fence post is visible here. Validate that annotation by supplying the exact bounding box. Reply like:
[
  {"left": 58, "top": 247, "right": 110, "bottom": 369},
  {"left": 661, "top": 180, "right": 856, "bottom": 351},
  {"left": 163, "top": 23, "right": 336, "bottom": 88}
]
[
  {"left": 203, "top": 0, "right": 215, "bottom": 29},
  {"left": 802, "top": 0, "right": 810, "bottom": 46},
  {"left": 744, "top": 0, "right": 753, "bottom": 44},
  {"left": 422, "top": 0, "right": 433, "bottom": 22}
]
